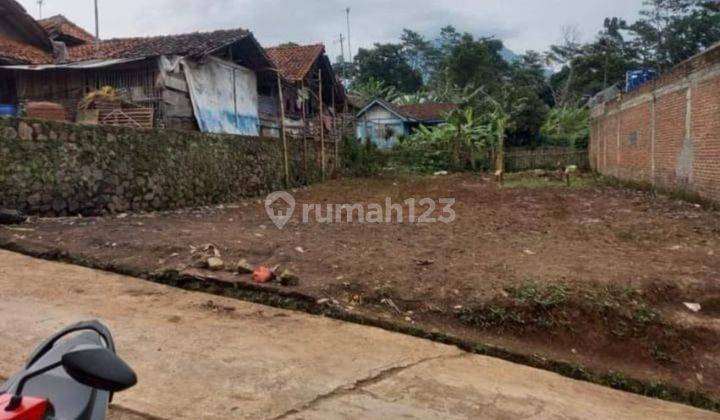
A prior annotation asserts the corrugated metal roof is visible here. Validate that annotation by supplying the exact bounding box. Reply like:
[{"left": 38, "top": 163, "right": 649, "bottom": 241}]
[{"left": 0, "top": 57, "right": 146, "bottom": 70}]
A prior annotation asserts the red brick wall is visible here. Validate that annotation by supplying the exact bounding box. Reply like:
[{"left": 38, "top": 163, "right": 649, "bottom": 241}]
[
  {"left": 654, "top": 89, "right": 687, "bottom": 189},
  {"left": 590, "top": 44, "right": 720, "bottom": 203},
  {"left": 692, "top": 76, "right": 720, "bottom": 202}
]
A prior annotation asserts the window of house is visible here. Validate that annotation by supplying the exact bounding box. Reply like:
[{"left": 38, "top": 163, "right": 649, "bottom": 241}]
[{"left": 628, "top": 131, "right": 638, "bottom": 146}]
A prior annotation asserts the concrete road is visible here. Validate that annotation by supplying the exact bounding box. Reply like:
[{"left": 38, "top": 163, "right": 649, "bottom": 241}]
[{"left": 0, "top": 250, "right": 716, "bottom": 420}]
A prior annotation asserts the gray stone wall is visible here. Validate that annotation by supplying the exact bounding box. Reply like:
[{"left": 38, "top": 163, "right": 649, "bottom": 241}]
[{"left": 0, "top": 118, "right": 324, "bottom": 216}]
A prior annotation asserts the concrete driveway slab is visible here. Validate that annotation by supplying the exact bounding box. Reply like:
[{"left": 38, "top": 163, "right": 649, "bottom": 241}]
[{"left": 0, "top": 250, "right": 716, "bottom": 419}]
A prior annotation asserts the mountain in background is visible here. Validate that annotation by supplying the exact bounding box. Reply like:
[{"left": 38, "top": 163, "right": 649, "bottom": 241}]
[{"left": 500, "top": 47, "right": 519, "bottom": 63}]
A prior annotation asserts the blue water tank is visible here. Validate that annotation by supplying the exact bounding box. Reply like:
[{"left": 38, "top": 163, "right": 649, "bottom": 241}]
[
  {"left": 626, "top": 69, "right": 657, "bottom": 92},
  {"left": 0, "top": 104, "right": 17, "bottom": 117}
]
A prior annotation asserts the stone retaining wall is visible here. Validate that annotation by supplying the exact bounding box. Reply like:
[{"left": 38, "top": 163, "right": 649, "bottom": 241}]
[{"left": 0, "top": 118, "right": 326, "bottom": 216}]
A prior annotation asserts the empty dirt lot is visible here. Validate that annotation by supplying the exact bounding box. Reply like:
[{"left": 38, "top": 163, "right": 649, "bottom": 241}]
[{"left": 2, "top": 173, "right": 719, "bottom": 406}]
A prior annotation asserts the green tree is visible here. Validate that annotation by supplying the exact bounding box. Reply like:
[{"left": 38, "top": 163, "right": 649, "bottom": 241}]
[
  {"left": 507, "top": 51, "right": 552, "bottom": 145},
  {"left": 354, "top": 43, "right": 424, "bottom": 94},
  {"left": 400, "top": 29, "right": 437, "bottom": 81},
  {"left": 541, "top": 106, "right": 591, "bottom": 148},
  {"left": 629, "top": 0, "right": 720, "bottom": 70},
  {"left": 441, "top": 34, "right": 509, "bottom": 95},
  {"left": 548, "top": 20, "right": 638, "bottom": 105}
]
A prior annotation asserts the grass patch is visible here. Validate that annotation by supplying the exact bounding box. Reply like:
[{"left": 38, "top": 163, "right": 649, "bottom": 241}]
[
  {"left": 458, "top": 282, "right": 664, "bottom": 337},
  {"left": 503, "top": 172, "right": 599, "bottom": 190},
  {"left": 598, "top": 175, "right": 720, "bottom": 211}
]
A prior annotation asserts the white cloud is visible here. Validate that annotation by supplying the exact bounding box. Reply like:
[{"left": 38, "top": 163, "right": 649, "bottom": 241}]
[{"left": 18, "top": 0, "right": 644, "bottom": 60}]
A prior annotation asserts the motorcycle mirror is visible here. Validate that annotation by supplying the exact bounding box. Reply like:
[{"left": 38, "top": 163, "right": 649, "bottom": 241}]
[{"left": 61, "top": 348, "right": 137, "bottom": 393}]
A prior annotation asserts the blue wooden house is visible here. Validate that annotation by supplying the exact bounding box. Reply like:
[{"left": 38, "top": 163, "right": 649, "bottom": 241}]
[{"left": 355, "top": 98, "right": 456, "bottom": 149}]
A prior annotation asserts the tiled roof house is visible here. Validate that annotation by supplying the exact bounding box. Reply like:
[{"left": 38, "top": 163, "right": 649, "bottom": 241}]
[
  {"left": 355, "top": 98, "right": 457, "bottom": 149},
  {"left": 0, "top": 0, "right": 276, "bottom": 135}
]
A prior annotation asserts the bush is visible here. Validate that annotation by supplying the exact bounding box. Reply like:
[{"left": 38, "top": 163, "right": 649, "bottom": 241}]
[
  {"left": 392, "top": 134, "right": 453, "bottom": 173},
  {"left": 341, "top": 137, "right": 387, "bottom": 176}
]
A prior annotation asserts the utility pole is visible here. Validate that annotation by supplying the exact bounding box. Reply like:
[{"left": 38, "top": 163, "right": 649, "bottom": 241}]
[
  {"left": 94, "top": 0, "right": 100, "bottom": 50},
  {"left": 345, "top": 7, "right": 353, "bottom": 63},
  {"left": 338, "top": 33, "right": 346, "bottom": 80},
  {"left": 37, "top": 0, "right": 44, "bottom": 19}
]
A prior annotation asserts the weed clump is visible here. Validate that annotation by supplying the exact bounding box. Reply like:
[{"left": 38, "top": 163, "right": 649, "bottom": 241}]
[{"left": 458, "top": 282, "right": 663, "bottom": 337}]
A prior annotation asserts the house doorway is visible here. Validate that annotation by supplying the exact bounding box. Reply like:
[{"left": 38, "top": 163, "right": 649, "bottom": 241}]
[{"left": 0, "top": 71, "right": 17, "bottom": 105}]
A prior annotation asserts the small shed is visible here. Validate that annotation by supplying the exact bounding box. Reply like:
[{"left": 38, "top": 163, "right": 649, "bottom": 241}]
[
  {"left": 355, "top": 98, "right": 457, "bottom": 149},
  {"left": 265, "top": 43, "right": 347, "bottom": 139}
]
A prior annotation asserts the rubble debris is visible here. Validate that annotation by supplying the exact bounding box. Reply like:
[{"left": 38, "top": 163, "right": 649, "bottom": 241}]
[
  {"left": 381, "top": 298, "right": 402, "bottom": 315},
  {"left": 190, "top": 243, "right": 221, "bottom": 258},
  {"left": 252, "top": 266, "right": 275, "bottom": 284},
  {"left": 200, "top": 300, "right": 236, "bottom": 313},
  {"left": 236, "top": 258, "right": 254, "bottom": 274},
  {"left": 207, "top": 257, "right": 225, "bottom": 271},
  {"left": 0, "top": 209, "right": 27, "bottom": 225},
  {"left": 684, "top": 302, "right": 702, "bottom": 313},
  {"left": 279, "top": 269, "right": 300, "bottom": 287}
]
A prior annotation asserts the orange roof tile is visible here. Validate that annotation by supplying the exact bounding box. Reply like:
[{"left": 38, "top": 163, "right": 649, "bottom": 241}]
[
  {"left": 66, "top": 28, "right": 251, "bottom": 62},
  {"left": 265, "top": 44, "right": 325, "bottom": 81},
  {"left": 397, "top": 103, "right": 457, "bottom": 122},
  {"left": 38, "top": 15, "right": 95, "bottom": 45},
  {"left": 0, "top": 36, "right": 51, "bottom": 64}
]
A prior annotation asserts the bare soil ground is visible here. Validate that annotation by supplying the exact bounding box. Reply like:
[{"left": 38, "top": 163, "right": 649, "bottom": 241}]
[{"left": 2, "top": 172, "right": 720, "bottom": 399}]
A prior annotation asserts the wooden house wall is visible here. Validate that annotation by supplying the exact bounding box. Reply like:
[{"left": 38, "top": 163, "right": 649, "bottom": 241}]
[
  {"left": 12, "top": 59, "right": 161, "bottom": 122},
  {"left": 157, "top": 56, "right": 197, "bottom": 131}
]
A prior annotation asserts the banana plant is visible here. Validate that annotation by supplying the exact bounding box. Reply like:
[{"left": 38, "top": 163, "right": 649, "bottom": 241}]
[
  {"left": 350, "top": 78, "right": 400, "bottom": 103},
  {"left": 541, "top": 106, "right": 590, "bottom": 148}
]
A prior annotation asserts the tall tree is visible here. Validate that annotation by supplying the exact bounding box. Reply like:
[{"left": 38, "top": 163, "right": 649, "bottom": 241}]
[
  {"left": 629, "top": 0, "right": 720, "bottom": 70},
  {"left": 400, "top": 29, "right": 436, "bottom": 80},
  {"left": 548, "top": 20, "right": 638, "bottom": 105},
  {"left": 354, "top": 43, "right": 424, "bottom": 93},
  {"left": 442, "top": 34, "right": 509, "bottom": 95}
]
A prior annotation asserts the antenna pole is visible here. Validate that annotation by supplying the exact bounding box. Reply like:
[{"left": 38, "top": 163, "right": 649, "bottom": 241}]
[
  {"left": 94, "top": 0, "right": 100, "bottom": 50},
  {"left": 345, "top": 7, "right": 353, "bottom": 63},
  {"left": 37, "top": 0, "right": 43, "bottom": 19},
  {"left": 339, "top": 33, "right": 345, "bottom": 79}
]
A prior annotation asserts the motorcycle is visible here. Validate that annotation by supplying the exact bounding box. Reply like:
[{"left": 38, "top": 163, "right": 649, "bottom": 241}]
[{"left": 0, "top": 320, "right": 137, "bottom": 420}]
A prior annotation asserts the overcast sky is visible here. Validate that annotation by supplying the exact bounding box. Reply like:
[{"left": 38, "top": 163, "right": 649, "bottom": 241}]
[{"left": 18, "top": 0, "right": 645, "bottom": 60}]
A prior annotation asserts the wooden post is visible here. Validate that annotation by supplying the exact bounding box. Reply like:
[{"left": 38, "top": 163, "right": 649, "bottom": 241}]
[
  {"left": 341, "top": 96, "right": 349, "bottom": 168},
  {"left": 318, "top": 69, "right": 325, "bottom": 181},
  {"left": 300, "top": 81, "right": 308, "bottom": 181},
  {"left": 277, "top": 73, "right": 289, "bottom": 186},
  {"left": 495, "top": 120, "right": 505, "bottom": 185},
  {"left": 332, "top": 86, "right": 338, "bottom": 172}
]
